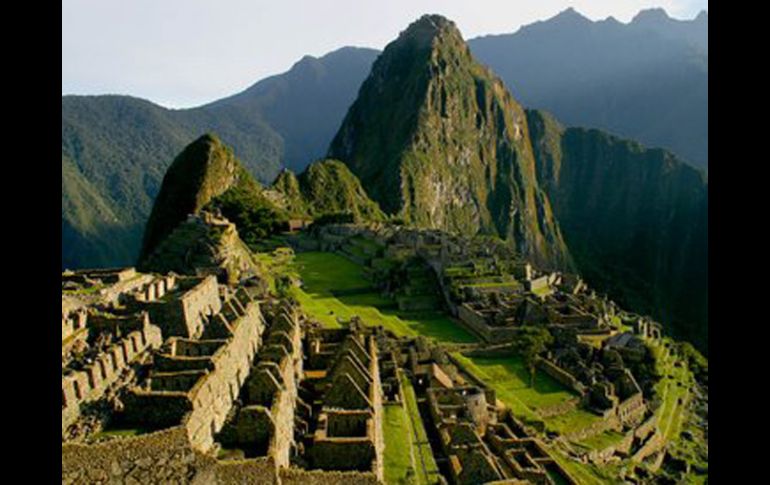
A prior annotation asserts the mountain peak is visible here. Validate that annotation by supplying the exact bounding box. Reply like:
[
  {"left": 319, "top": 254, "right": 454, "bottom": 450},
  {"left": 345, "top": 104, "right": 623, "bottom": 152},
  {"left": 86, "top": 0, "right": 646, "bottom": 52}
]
[
  {"left": 551, "top": 7, "right": 591, "bottom": 24},
  {"left": 632, "top": 8, "right": 671, "bottom": 25},
  {"left": 398, "top": 14, "right": 462, "bottom": 48},
  {"left": 139, "top": 133, "right": 247, "bottom": 262},
  {"left": 328, "top": 16, "right": 572, "bottom": 269},
  {"left": 408, "top": 14, "right": 457, "bottom": 33}
]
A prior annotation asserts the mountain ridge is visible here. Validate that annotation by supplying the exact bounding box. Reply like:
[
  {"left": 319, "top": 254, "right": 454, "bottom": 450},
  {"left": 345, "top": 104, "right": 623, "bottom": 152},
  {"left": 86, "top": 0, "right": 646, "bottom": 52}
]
[{"left": 527, "top": 109, "right": 707, "bottom": 351}]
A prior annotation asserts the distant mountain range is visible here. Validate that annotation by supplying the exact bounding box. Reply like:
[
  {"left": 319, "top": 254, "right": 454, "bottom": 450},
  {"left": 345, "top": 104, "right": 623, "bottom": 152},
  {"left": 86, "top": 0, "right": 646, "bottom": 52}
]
[
  {"left": 469, "top": 7, "right": 707, "bottom": 169},
  {"left": 62, "top": 7, "right": 707, "bottom": 272}
]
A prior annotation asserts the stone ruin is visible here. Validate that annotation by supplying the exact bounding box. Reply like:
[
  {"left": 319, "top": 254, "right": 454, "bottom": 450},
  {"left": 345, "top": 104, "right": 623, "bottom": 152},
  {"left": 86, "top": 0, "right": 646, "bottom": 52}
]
[
  {"left": 411, "top": 349, "right": 578, "bottom": 485},
  {"left": 62, "top": 267, "right": 383, "bottom": 484},
  {"left": 299, "top": 321, "right": 385, "bottom": 480},
  {"left": 62, "top": 219, "right": 684, "bottom": 484}
]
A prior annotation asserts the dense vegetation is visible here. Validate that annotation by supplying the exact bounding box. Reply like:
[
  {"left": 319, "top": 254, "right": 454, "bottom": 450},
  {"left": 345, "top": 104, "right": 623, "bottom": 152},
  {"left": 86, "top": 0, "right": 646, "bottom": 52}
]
[
  {"left": 274, "top": 159, "right": 385, "bottom": 222},
  {"left": 206, "top": 167, "right": 288, "bottom": 248},
  {"left": 528, "top": 109, "right": 708, "bottom": 353}
]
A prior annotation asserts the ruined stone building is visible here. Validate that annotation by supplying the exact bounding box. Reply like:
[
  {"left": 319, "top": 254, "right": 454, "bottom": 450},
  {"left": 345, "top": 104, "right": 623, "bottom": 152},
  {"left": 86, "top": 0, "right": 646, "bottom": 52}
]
[{"left": 62, "top": 268, "right": 380, "bottom": 485}]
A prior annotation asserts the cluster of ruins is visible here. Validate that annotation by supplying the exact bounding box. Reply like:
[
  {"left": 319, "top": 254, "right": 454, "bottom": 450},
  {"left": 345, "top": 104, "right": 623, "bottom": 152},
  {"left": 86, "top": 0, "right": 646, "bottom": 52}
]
[
  {"left": 62, "top": 266, "right": 384, "bottom": 484},
  {"left": 62, "top": 219, "right": 688, "bottom": 484},
  {"left": 288, "top": 223, "right": 674, "bottom": 470}
]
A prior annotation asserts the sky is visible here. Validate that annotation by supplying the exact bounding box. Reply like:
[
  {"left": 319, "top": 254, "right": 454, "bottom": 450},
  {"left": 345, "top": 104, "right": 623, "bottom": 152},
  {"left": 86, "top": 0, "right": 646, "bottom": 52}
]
[{"left": 62, "top": 0, "right": 708, "bottom": 109}]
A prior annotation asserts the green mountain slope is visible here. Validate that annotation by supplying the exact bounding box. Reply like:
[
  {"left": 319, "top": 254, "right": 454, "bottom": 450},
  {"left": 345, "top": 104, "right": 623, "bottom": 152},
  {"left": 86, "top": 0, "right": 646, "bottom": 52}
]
[
  {"left": 528, "top": 109, "right": 708, "bottom": 352},
  {"left": 272, "top": 160, "right": 385, "bottom": 221},
  {"left": 328, "top": 15, "right": 571, "bottom": 270},
  {"left": 61, "top": 48, "right": 378, "bottom": 270},
  {"left": 62, "top": 154, "right": 141, "bottom": 268},
  {"left": 61, "top": 95, "right": 283, "bottom": 270},
  {"left": 139, "top": 133, "right": 285, "bottom": 263}
]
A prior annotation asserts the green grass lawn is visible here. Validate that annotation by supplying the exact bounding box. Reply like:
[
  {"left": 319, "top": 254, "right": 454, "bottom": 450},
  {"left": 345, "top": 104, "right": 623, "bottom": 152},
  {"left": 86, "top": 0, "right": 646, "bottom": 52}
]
[
  {"left": 291, "top": 252, "right": 477, "bottom": 343},
  {"left": 382, "top": 373, "right": 441, "bottom": 485},
  {"left": 401, "top": 373, "right": 440, "bottom": 484},
  {"left": 459, "top": 280, "right": 521, "bottom": 290},
  {"left": 294, "top": 251, "right": 371, "bottom": 292},
  {"left": 452, "top": 354, "right": 576, "bottom": 411},
  {"left": 383, "top": 404, "right": 415, "bottom": 484},
  {"left": 543, "top": 408, "right": 603, "bottom": 436},
  {"left": 576, "top": 430, "right": 627, "bottom": 451},
  {"left": 451, "top": 353, "right": 602, "bottom": 435},
  {"left": 651, "top": 339, "right": 692, "bottom": 443}
]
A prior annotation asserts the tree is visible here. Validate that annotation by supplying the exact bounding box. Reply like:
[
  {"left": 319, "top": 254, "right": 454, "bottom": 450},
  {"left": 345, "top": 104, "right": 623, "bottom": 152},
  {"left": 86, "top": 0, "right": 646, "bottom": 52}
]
[{"left": 512, "top": 326, "right": 554, "bottom": 387}]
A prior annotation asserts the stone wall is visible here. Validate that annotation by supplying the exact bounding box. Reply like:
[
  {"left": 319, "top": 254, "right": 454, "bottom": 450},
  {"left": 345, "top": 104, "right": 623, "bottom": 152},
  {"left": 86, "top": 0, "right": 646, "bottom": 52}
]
[
  {"left": 197, "top": 457, "right": 279, "bottom": 484},
  {"left": 99, "top": 274, "right": 156, "bottom": 305},
  {"left": 457, "top": 304, "right": 493, "bottom": 341},
  {"left": 62, "top": 321, "right": 163, "bottom": 434},
  {"left": 536, "top": 358, "right": 586, "bottom": 395},
  {"left": 62, "top": 425, "right": 206, "bottom": 484},
  {"left": 62, "top": 309, "right": 87, "bottom": 343},
  {"left": 631, "top": 429, "right": 664, "bottom": 463},
  {"left": 122, "top": 298, "right": 264, "bottom": 449},
  {"left": 184, "top": 300, "right": 265, "bottom": 450},
  {"left": 634, "top": 413, "right": 658, "bottom": 441},
  {"left": 456, "top": 304, "right": 524, "bottom": 343},
  {"left": 617, "top": 392, "right": 646, "bottom": 426},
  {"left": 64, "top": 434, "right": 380, "bottom": 485},
  {"left": 306, "top": 331, "right": 384, "bottom": 481},
  {"left": 146, "top": 276, "right": 222, "bottom": 339},
  {"left": 63, "top": 425, "right": 283, "bottom": 485},
  {"left": 280, "top": 468, "right": 380, "bottom": 485},
  {"left": 263, "top": 306, "right": 302, "bottom": 467}
]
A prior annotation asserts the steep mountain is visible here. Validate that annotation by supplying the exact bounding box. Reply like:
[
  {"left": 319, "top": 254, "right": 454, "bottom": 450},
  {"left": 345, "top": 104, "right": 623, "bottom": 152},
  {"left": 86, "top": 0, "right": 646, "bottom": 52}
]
[
  {"left": 139, "top": 133, "right": 283, "bottom": 263},
  {"left": 329, "top": 15, "right": 571, "bottom": 270},
  {"left": 528, "top": 109, "right": 708, "bottom": 352},
  {"left": 140, "top": 134, "right": 383, "bottom": 269},
  {"left": 272, "top": 160, "right": 385, "bottom": 221},
  {"left": 468, "top": 8, "right": 708, "bottom": 168},
  {"left": 62, "top": 47, "right": 377, "bottom": 269}
]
